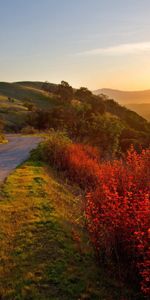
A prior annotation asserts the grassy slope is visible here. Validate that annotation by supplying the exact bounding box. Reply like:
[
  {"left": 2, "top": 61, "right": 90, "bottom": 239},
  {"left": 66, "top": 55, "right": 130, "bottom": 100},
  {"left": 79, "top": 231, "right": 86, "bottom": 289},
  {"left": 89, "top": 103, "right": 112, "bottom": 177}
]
[
  {"left": 15, "top": 81, "right": 58, "bottom": 93},
  {"left": 0, "top": 82, "right": 57, "bottom": 109},
  {"left": 15, "top": 81, "right": 44, "bottom": 91},
  {"left": 0, "top": 82, "right": 59, "bottom": 130},
  {"left": 0, "top": 159, "right": 136, "bottom": 300},
  {"left": 1, "top": 82, "right": 149, "bottom": 134},
  {"left": 0, "top": 94, "right": 28, "bottom": 129}
]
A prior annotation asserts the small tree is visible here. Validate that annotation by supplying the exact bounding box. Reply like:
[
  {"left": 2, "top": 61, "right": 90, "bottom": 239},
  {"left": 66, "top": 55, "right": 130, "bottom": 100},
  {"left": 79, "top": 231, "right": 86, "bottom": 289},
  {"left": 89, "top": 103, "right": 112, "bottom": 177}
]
[
  {"left": 58, "top": 81, "right": 73, "bottom": 102},
  {"left": 75, "top": 87, "right": 92, "bottom": 102}
]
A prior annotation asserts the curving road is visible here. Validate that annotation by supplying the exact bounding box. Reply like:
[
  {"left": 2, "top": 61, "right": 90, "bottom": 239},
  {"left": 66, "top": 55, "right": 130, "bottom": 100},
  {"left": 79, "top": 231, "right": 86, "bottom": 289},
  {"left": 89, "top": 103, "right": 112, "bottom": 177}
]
[{"left": 0, "top": 134, "right": 42, "bottom": 183}]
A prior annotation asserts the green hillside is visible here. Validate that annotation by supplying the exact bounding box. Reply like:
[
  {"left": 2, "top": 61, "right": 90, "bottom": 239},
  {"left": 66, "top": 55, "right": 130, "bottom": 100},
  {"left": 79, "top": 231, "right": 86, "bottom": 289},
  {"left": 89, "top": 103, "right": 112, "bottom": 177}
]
[
  {"left": 16, "top": 81, "right": 58, "bottom": 93},
  {"left": 0, "top": 82, "right": 59, "bottom": 131},
  {"left": 0, "top": 82, "right": 58, "bottom": 109},
  {"left": 0, "top": 81, "right": 149, "bottom": 154}
]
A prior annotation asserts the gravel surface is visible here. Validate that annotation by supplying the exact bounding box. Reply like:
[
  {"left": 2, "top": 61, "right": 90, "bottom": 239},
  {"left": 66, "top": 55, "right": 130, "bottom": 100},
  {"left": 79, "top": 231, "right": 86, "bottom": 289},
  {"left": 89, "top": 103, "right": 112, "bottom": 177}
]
[{"left": 0, "top": 134, "right": 42, "bottom": 183}]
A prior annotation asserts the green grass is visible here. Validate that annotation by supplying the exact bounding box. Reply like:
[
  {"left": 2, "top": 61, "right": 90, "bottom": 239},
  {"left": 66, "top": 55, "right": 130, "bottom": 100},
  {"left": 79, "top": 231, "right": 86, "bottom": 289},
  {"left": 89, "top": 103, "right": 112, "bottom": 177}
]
[
  {"left": 0, "top": 82, "right": 58, "bottom": 109},
  {"left": 0, "top": 82, "right": 60, "bottom": 130},
  {"left": 0, "top": 95, "right": 26, "bottom": 110},
  {"left": 0, "top": 159, "right": 139, "bottom": 300}
]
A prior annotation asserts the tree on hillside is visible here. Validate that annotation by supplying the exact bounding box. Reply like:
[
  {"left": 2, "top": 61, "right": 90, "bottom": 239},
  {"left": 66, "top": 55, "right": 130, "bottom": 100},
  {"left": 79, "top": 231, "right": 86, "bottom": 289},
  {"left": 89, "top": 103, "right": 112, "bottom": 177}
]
[
  {"left": 58, "top": 81, "right": 73, "bottom": 102},
  {"left": 75, "top": 87, "right": 105, "bottom": 115},
  {"left": 77, "top": 114, "right": 124, "bottom": 157},
  {"left": 27, "top": 109, "right": 51, "bottom": 130},
  {"left": 75, "top": 87, "right": 92, "bottom": 101},
  {"left": 87, "top": 95, "right": 106, "bottom": 115}
]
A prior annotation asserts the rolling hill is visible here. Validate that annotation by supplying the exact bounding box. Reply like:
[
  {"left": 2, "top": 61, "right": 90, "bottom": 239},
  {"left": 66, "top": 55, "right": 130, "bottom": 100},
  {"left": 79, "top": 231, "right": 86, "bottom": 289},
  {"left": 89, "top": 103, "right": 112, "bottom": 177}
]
[
  {"left": 93, "top": 88, "right": 150, "bottom": 120},
  {"left": 0, "top": 81, "right": 59, "bottom": 131},
  {"left": 93, "top": 88, "right": 150, "bottom": 104},
  {"left": 0, "top": 81, "right": 149, "bottom": 139},
  {"left": 0, "top": 82, "right": 58, "bottom": 109},
  {"left": 126, "top": 103, "right": 150, "bottom": 121}
]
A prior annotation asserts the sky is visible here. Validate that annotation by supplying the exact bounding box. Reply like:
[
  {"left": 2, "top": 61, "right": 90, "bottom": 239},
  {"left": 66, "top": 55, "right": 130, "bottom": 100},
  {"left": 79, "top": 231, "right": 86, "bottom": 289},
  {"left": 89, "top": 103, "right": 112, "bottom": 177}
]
[{"left": 1, "top": 0, "right": 150, "bottom": 90}]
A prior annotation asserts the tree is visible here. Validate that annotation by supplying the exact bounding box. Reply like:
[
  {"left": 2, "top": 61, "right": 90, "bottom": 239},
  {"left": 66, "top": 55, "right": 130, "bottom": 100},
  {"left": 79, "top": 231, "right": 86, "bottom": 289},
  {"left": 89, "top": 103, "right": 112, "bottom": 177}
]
[
  {"left": 75, "top": 88, "right": 105, "bottom": 115},
  {"left": 80, "top": 114, "right": 124, "bottom": 157},
  {"left": 58, "top": 81, "right": 73, "bottom": 102},
  {"left": 75, "top": 87, "right": 92, "bottom": 101},
  {"left": 87, "top": 95, "right": 106, "bottom": 115}
]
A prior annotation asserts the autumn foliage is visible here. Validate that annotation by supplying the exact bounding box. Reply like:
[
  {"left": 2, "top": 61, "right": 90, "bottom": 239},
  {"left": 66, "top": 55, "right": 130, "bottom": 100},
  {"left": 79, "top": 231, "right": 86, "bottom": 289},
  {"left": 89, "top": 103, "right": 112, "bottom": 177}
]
[
  {"left": 86, "top": 147, "right": 150, "bottom": 296},
  {"left": 42, "top": 134, "right": 150, "bottom": 297},
  {"left": 41, "top": 132, "right": 101, "bottom": 189}
]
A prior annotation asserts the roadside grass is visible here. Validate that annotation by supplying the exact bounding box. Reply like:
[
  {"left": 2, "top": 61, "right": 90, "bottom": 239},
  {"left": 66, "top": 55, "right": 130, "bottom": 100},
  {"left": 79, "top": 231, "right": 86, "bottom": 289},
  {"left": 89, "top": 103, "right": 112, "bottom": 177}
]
[
  {"left": 0, "top": 134, "right": 8, "bottom": 144},
  {"left": 0, "top": 159, "right": 136, "bottom": 300}
]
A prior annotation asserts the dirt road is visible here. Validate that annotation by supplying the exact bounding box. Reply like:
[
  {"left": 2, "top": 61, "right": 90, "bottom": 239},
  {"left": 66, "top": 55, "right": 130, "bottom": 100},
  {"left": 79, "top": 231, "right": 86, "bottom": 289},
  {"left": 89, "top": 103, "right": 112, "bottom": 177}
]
[{"left": 0, "top": 134, "right": 41, "bottom": 182}]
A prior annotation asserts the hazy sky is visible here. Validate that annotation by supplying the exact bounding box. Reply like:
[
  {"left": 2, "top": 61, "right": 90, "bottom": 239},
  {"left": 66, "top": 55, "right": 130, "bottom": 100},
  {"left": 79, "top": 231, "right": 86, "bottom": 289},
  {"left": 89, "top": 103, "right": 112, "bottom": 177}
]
[{"left": 1, "top": 0, "right": 150, "bottom": 90}]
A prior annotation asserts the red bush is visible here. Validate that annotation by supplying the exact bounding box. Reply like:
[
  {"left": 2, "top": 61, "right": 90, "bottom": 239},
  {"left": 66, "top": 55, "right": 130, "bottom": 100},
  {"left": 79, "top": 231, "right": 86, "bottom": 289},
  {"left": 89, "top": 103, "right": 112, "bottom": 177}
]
[
  {"left": 44, "top": 139, "right": 99, "bottom": 189},
  {"left": 86, "top": 148, "right": 150, "bottom": 296},
  {"left": 63, "top": 144, "right": 100, "bottom": 189},
  {"left": 43, "top": 136, "right": 150, "bottom": 296}
]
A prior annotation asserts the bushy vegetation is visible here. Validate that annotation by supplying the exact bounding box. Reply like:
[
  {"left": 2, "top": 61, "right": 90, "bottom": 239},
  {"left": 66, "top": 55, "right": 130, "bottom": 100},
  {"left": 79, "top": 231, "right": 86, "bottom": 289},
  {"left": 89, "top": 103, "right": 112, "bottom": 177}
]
[
  {"left": 0, "top": 133, "right": 5, "bottom": 143},
  {"left": 21, "top": 125, "right": 38, "bottom": 134},
  {"left": 26, "top": 80, "right": 150, "bottom": 157},
  {"left": 86, "top": 148, "right": 150, "bottom": 296},
  {"left": 0, "top": 80, "right": 149, "bottom": 155},
  {"left": 1, "top": 79, "right": 149, "bottom": 298},
  {"left": 0, "top": 118, "right": 7, "bottom": 143},
  {"left": 38, "top": 132, "right": 150, "bottom": 297}
]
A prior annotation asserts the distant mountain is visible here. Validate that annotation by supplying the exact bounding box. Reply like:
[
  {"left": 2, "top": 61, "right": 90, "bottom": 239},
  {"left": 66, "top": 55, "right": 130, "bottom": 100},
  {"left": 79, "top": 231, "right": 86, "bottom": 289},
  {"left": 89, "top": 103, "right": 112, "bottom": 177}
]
[
  {"left": 126, "top": 103, "right": 150, "bottom": 121},
  {"left": 93, "top": 88, "right": 150, "bottom": 104},
  {"left": 93, "top": 88, "right": 150, "bottom": 120}
]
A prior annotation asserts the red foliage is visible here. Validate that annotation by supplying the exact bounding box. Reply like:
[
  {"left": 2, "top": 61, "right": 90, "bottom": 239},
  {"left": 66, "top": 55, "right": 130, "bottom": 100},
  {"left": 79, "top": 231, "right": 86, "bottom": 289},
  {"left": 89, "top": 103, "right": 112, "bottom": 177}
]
[
  {"left": 52, "top": 143, "right": 101, "bottom": 189},
  {"left": 45, "top": 138, "right": 150, "bottom": 296},
  {"left": 86, "top": 147, "right": 150, "bottom": 296}
]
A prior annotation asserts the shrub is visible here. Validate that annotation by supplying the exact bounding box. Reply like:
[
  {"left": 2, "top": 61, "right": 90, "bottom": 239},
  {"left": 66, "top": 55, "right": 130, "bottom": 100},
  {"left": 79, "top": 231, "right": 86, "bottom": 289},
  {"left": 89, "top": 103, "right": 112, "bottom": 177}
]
[
  {"left": 40, "top": 132, "right": 150, "bottom": 297},
  {"left": 61, "top": 143, "right": 100, "bottom": 189},
  {"left": 0, "top": 133, "right": 7, "bottom": 144},
  {"left": 86, "top": 147, "right": 150, "bottom": 296},
  {"left": 41, "top": 130, "right": 72, "bottom": 166},
  {"left": 21, "top": 125, "right": 38, "bottom": 134},
  {"left": 42, "top": 133, "right": 100, "bottom": 189}
]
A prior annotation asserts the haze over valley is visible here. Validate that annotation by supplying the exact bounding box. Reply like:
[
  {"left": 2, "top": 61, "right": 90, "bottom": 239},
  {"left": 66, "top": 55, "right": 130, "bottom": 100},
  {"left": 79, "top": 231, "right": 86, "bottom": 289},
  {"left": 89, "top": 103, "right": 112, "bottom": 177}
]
[{"left": 94, "top": 88, "right": 150, "bottom": 120}]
